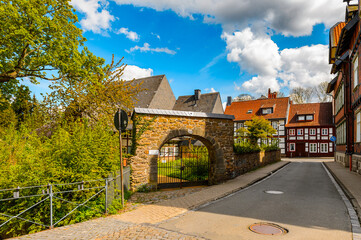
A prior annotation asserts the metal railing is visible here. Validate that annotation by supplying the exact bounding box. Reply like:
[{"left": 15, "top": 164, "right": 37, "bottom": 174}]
[{"left": 0, "top": 169, "right": 129, "bottom": 231}]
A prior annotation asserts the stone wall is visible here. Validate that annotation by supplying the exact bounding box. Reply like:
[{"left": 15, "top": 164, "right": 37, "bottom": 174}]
[
  {"left": 233, "top": 150, "right": 281, "bottom": 175},
  {"left": 335, "top": 152, "right": 348, "bottom": 167},
  {"left": 130, "top": 113, "right": 234, "bottom": 190},
  {"left": 352, "top": 154, "right": 361, "bottom": 173}
]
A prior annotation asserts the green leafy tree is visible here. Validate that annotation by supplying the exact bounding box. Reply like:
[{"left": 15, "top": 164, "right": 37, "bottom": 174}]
[
  {"left": 237, "top": 116, "right": 276, "bottom": 145},
  {"left": 45, "top": 57, "right": 143, "bottom": 125},
  {"left": 0, "top": 0, "right": 104, "bottom": 83}
]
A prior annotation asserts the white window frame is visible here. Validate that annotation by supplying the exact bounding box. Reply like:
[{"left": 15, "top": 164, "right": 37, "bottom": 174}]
[
  {"left": 289, "top": 129, "right": 295, "bottom": 136},
  {"left": 354, "top": 55, "right": 359, "bottom": 89},
  {"left": 298, "top": 115, "right": 305, "bottom": 121},
  {"left": 306, "top": 115, "right": 313, "bottom": 121},
  {"left": 321, "top": 128, "right": 328, "bottom": 135},
  {"left": 309, "top": 143, "right": 317, "bottom": 153},
  {"left": 297, "top": 129, "right": 303, "bottom": 135},
  {"left": 310, "top": 128, "right": 316, "bottom": 135},
  {"left": 320, "top": 143, "right": 328, "bottom": 153},
  {"left": 262, "top": 108, "right": 272, "bottom": 114},
  {"left": 289, "top": 143, "right": 296, "bottom": 152}
]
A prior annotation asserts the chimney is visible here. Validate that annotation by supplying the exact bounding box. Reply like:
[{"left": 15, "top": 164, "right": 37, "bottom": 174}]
[
  {"left": 194, "top": 89, "right": 201, "bottom": 101},
  {"left": 227, "top": 96, "right": 232, "bottom": 106},
  {"left": 268, "top": 88, "right": 277, "bottom": 99}
]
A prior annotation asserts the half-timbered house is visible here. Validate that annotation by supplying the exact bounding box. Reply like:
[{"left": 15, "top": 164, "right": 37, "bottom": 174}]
[{"left": 285, "top": 103, "right": 335, "bottom": 157}]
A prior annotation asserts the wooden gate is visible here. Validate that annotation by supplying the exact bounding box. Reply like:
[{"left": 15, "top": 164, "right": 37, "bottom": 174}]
[{"left": 157, "top": 142, "right": 209, "bottom": 189}]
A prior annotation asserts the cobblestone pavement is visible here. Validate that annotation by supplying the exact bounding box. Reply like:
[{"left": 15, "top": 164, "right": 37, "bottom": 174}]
[
  {"left": 11, "top": 161, "right": 288, "bottom": 240},
  {"left": 122, "top": 187, "right": 205, "bottom": 212},
  {"left": 96, "top": 225, "right": 204, "bottom": 240}
]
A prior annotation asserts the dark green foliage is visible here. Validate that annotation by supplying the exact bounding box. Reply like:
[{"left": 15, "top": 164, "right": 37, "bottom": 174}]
[
  {"left": 233, "top": 141, "right": 261, "bottom": 154},
  {"left": 0, "top": 120, "right": 127, "bottom": 238}
]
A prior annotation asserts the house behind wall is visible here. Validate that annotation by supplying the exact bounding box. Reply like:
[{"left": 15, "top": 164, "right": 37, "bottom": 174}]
[{"left": 224, "top": 89, "right": 289, "bottom": 155}]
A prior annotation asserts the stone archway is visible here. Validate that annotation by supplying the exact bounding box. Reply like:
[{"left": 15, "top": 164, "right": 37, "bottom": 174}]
[{"left": 129, "top": 108, "right": 234, "bottom": 190}]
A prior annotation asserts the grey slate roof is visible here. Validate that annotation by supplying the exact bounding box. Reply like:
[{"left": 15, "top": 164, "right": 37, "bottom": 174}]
[
  {"left": 128, "top": 75, "right": 175, "bottom": 110},
  {"left": 133, "top": 108, "right": 234, "bottom": 120},
  {"left": 173, "top": 92, "right": 223, "bottom": 114}
]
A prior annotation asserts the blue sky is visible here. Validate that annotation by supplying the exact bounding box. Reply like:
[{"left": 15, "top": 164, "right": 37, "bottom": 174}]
[{"left": 27, "top": 0, "right": 348, "bottom": 105}]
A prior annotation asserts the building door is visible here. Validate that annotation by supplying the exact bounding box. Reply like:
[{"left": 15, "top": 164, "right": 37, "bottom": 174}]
[{"left": 296, "top": 142, "right": 306, "bottom": 157}]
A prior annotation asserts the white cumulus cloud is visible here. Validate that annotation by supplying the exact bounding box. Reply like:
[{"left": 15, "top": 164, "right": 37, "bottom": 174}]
[
  {"left": 127, "top": 43, "right": 176, "bottom": 55},
  {"left": 223, "top": 28, "right": 332, "bottom": 95},
  {"left": 116, "top": 28, "right": 140, "bottom": 41},
  {"left": 222, "top": 28, "right": 281, "bottom": 77},
  {"left": 71, "top": 0, "right": 114, "bottom": 33},
  {"left": 121, "top": 65, "right": 153, "bottom": 80},
  {"left": 279, "top": 44, "right": 331, "bottom": 89},
  {"left": 112, "top": 0, "right": 344, "bottom": 36}
]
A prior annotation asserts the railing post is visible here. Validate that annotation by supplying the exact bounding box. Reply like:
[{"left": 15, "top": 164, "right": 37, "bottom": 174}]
[
  {"left": 105, "top": 178, "right": 108, "bottom": 214},
  {"left": 49, "top": 183, "right": 53, "bottom": 229}
]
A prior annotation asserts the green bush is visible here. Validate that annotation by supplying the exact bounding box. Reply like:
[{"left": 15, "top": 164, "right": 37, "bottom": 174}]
[
  {"left": 234, "top": 140, "right": 279, "bottom": 154},
  {"left": 0, "top": 120, "right": 125, "bottom": 238},
  {"left": 234, "top": 141, "right": 261, "bottom": 154}
]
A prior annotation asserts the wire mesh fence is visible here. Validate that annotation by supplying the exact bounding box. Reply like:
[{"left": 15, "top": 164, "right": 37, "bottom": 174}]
[{"left": 0, "top": 168, "right": 130, "bottom": 239}]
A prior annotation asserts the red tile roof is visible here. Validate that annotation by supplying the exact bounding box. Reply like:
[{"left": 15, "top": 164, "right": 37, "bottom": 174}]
[
  {"left": 286, "top": 102, "right": 333, "bottom": 127},
  {"left": 224, "top": 97, "right": 290, "bottom": 121}
]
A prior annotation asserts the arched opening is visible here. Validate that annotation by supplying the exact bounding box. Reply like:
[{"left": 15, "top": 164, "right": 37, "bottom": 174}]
[{"left": 157, "top": 135, "right": 210, "bottom": 189}]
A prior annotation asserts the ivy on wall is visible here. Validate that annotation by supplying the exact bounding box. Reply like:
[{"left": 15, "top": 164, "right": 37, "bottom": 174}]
[{"left": 130, "top": 114, "right": 158, "bottom": 155}]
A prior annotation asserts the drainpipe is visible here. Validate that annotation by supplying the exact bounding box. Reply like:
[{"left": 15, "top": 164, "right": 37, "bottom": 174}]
[{"left": 346, "top": 58, "right": 354, "bottom": 171}]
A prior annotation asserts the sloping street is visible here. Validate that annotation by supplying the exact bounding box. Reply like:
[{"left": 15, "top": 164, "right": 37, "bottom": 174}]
[{"left": 158, "top": 160, "right": 355, "bottom": 240}]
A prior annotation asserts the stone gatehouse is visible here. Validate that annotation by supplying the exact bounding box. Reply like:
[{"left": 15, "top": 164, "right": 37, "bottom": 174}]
[{"left": 129, "top": 108, "right": 235, "bottom": 189}]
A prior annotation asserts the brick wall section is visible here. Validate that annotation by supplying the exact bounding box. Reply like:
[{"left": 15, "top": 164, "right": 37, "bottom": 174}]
[
  {"left": 130, "top": 114, "right": 234, "bottom": 190},
  {"left": 233, "top": 150, "right": 281, "bottom": 175}
]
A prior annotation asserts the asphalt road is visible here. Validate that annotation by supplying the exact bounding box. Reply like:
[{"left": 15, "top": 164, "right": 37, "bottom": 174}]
[{"left": 158, "top": 161, "right": 352, "bottom": 240}]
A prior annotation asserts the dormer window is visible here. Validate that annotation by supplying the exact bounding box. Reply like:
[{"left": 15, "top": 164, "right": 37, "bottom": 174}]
[
  {"left": 247, "top": 110, "right": 252, "bottom": 114},
  {"left": 306, "top": 115, "right": 313, "bottom": 121},
  {"left": 262, "top": 108, "right": 273, "bottom": 114},
  {"left": 297, "top": 115, "right": 305, "bottom": 121},
  {"left": 297, "top": 114, "right": 314, "bottom": 121}
]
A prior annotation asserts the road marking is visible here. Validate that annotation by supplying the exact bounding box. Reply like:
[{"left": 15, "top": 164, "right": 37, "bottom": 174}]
[
  {"left": 264, "top": 190, "right": 284, "bottom": 194},
  {"left": 322, "top": 163, "right": 361, "bottom": 240}
]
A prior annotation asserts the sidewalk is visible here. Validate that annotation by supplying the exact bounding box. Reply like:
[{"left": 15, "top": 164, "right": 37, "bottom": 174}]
[
  {"left": 11, "top": 161, "right": 289, "bottom": 240},
  {"left": 324, "top": 161, "right": 361, "bottom": 219}
]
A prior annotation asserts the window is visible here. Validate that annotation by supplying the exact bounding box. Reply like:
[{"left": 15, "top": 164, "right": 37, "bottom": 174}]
[
  {"left": 310, "top": 129, "right": 316, "bottom": 135},
  {"left": 354, "top": 55, "right": 359, "bottom": 89},
  {"left": 272, "top": 121, "right": 278, "bottom": 130},
  {"left": 289, "top": 129, "right": 295, "bottom": 135},
  {"left": 335, "top": 83, "right": 344, "bottom": 114},
  {"left": 357, "top": 112, "right": 361, "bottom": 142},
  {"left": 320, "top": 143, "right": 328, "bottom": 153},
  {"left": 306, "top": 115, "right": 313, "bottom": 121},
  {"left": 297, "top": 115, "right": 305, "bottom": 121},
  {"left": 297, "top": 129, "right": 303, "bottom": 135},
  {"left": 309, "top": 143, "right": 317, "bottom": 153},
  {"left": 321, "top": 128, "right": 328, "bottom": 135},
  {"left": 247, "top": 110, "right": 252, "bottom": 114},
  {"left": 336, "top": 121, "right": 346, "bottom": 145},
  {"left": 289, "top": 143, "right": 295, "bottom": 152},
  {"left": 262, "top": 108, "right": 272, "bottom": 114}
]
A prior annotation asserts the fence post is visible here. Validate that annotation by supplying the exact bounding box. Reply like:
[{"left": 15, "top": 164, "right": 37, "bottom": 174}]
[
  {"left": 105, "top": 178, "right": 108, "bottom": 214},
  {"left": 49, "top": 183, "right": 53, "bottom": 229}
]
